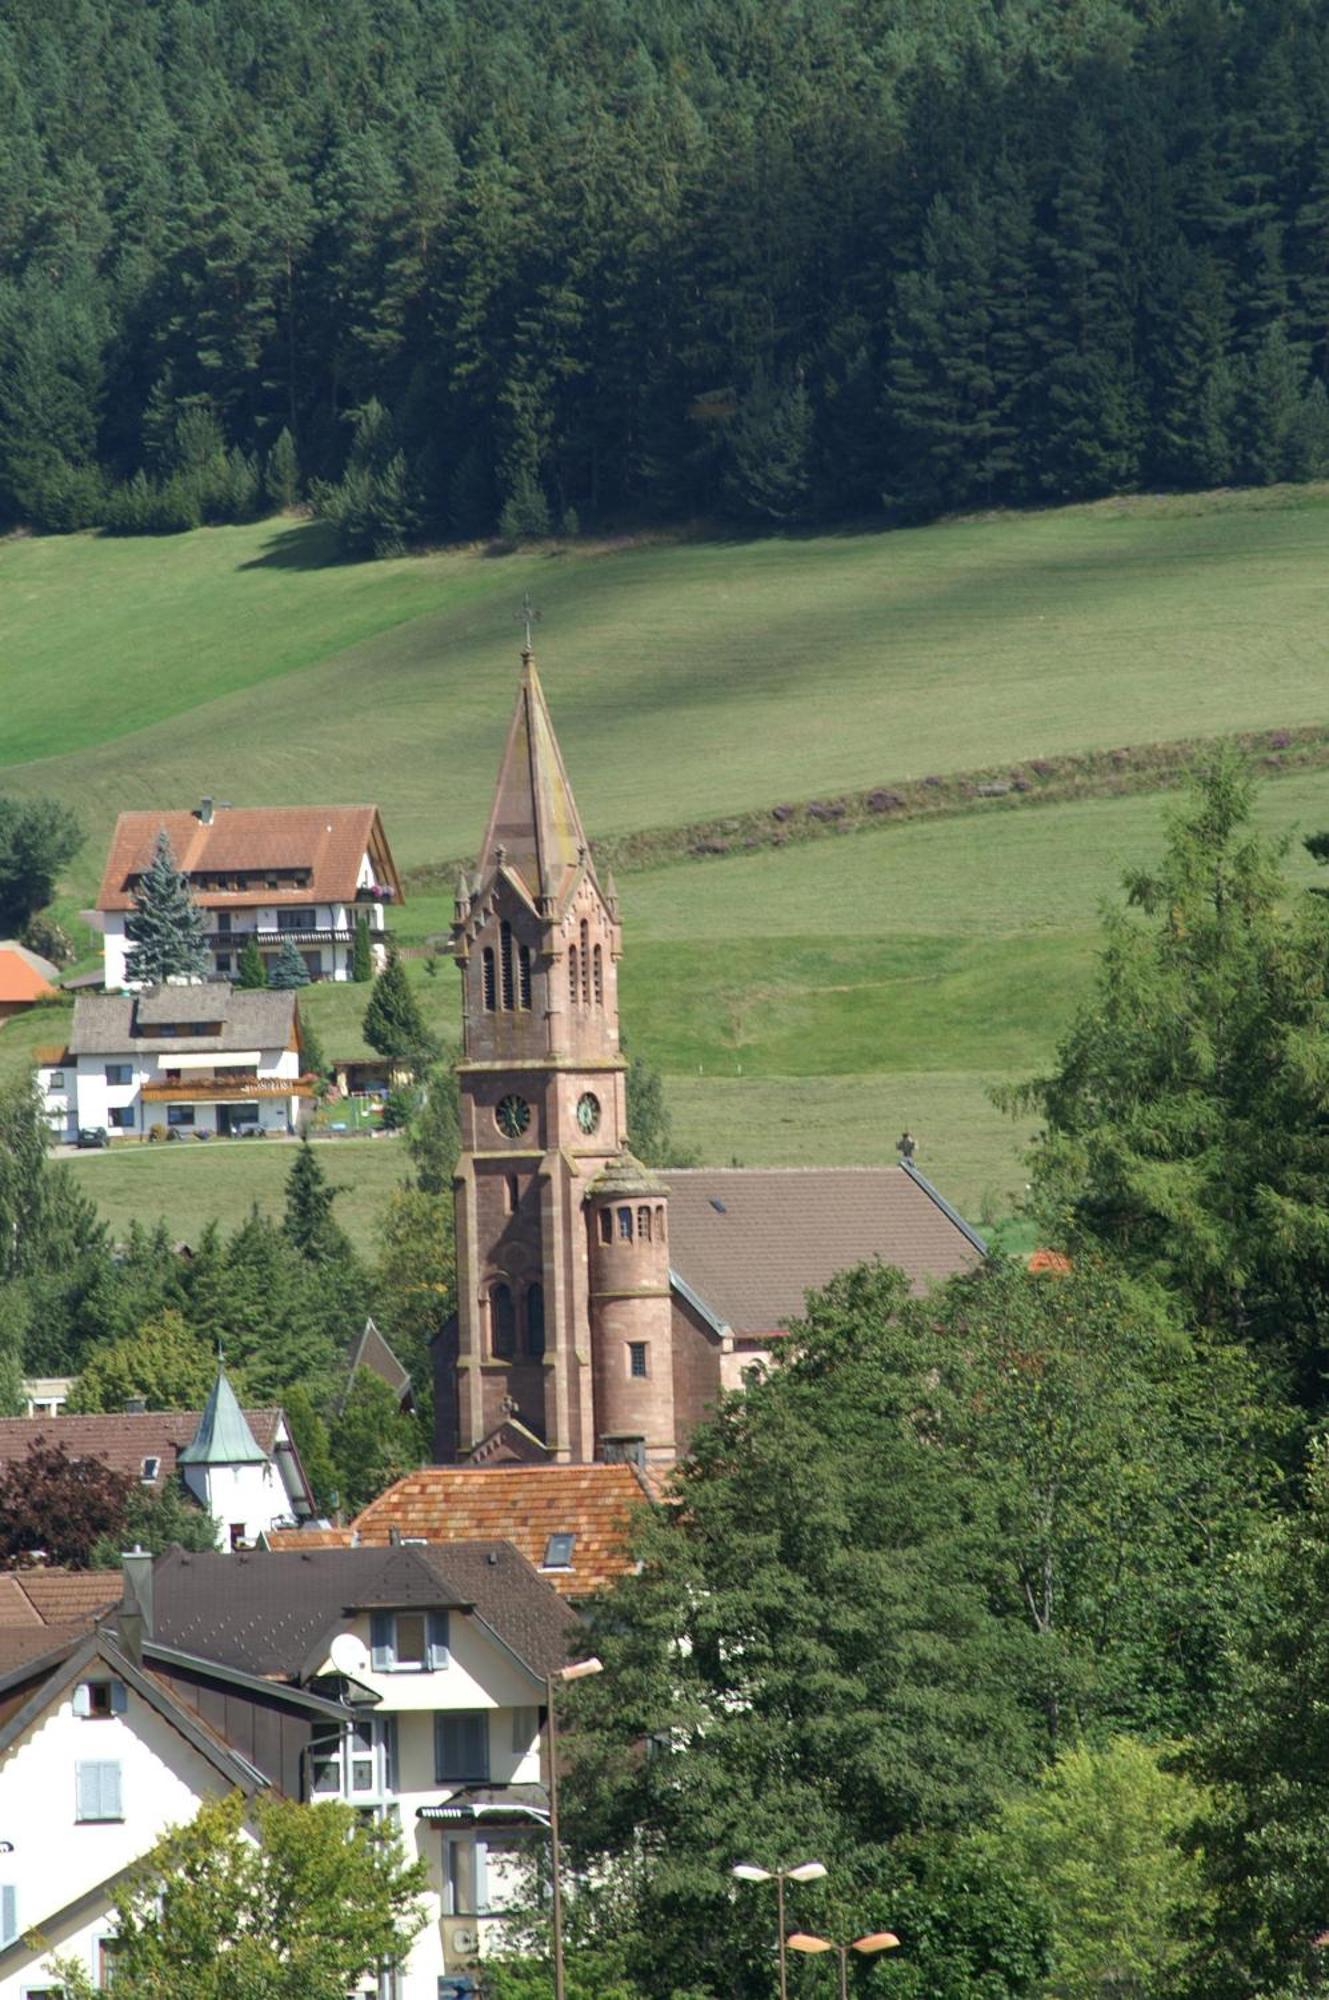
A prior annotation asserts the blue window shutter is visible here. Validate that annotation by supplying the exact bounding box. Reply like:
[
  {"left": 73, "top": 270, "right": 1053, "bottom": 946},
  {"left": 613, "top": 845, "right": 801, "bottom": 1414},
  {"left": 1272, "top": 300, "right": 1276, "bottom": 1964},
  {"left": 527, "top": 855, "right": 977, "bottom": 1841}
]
[
  {"left": 434, "top": 1713, "right": 453, "bottom": 1782},
  {"left": 384, "top": 1715, "right": 399, "bottom": 1793},
  {"left": 111, "top": 1679, "right": 128, "bottom": 1715},
  {"left": 76, "top": 1761, "right": 96, "bottom": 1820},
  {"left": 427, "top": 1610, "right": 450, "bottom": 1670},
  {"left": 469, "top": 1713, "right": 489, "bottom": 1780},
  {"left": 102, "top": 1760, "right": 123, "bottom": 1819},
  {"left": 474, "top": 1838, "right": 489, "bottom": 1915},
  {"left": 0, "top": 1885, "right": 15, "bottom": 1946},
  {"left": 370, "top": 1612, "right": 394, "bottom": 1671},
  {"left": 73, "top": 1681, "right": 91, "bottom": 1718}
]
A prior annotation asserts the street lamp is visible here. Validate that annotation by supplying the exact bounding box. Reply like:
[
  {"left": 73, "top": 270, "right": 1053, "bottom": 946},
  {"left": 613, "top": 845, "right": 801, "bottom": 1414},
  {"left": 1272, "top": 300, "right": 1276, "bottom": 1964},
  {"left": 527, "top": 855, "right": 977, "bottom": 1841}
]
[
  {"left": 546, "top": 1658, "right": 603, "bottom": 2000},
  {"left": 788, "top": 1929, "right": 900, "bottom": 2000},
  {"left": 732, "top": 1861, "right": 828, "bottom": 2000}
]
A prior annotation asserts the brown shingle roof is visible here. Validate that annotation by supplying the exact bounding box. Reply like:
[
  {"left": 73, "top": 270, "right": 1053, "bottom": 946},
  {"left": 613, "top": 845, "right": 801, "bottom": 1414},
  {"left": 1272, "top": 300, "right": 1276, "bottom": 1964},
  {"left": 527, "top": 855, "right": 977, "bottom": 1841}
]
[
  {"left": 663, "top": 1163, "right": 985, "bottom": 1336},
  {"left": 0, "top": 1624, "right": 88, "bottom": 1676},
  {"left": 0, "top": 1409, "right": 283, "bottom": 1493},
  {"left": 68, "top": 988, "right": 296, "bottom": 1056},
  {"left": 17, "top": 1571, "right": 123, "bottom": 1624},
  {"left": 97, "top": 806, "right": 402, "bottom": 911},
  {"left": 153, "top": 1541, "right": 578, "bottom": 1679},
  {"left": 305, "top": 1464, "right": 650, "bottom": 1597}
]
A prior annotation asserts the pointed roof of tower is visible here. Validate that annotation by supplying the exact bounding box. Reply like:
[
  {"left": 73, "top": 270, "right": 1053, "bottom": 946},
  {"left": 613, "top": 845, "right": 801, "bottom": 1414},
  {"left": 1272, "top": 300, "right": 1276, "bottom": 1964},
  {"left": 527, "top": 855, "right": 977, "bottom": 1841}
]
[
  {"left": 177, "top": 1366, "right": 269, "bottom": 1467},
  {"left": 476, "top": 651, "right": 593, "bottom": 912}
]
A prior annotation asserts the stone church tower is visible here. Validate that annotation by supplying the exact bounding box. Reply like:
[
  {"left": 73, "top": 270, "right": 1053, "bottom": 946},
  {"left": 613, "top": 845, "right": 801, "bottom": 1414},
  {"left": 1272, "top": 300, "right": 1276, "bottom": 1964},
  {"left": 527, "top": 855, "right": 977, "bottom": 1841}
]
[{"left": 446, "top": 647, "right": 674, "bottom": 1465}]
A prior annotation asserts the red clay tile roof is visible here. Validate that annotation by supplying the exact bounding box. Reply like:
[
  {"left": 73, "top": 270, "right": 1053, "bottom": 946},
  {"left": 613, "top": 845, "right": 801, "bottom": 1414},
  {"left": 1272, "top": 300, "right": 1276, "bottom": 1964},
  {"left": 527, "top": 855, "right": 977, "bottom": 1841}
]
[
  {"left": 0, "top": 943, "right": 58, "bottom": 1004},
  {"left": 0, "top": 1409, "right": 283, "bottom": 1492},
  {"left": 97, "top": 805, "right": 402, "bottom": 911},
  {"left": 0, "top": 1575, "right": 42, "bottom": 1627},
  {"left": 663, "top": 1163, "right": 985, "bottom": 1335},
  {"left": 1028, "top": 1249, "right": 1073, "bottom": 1274},
  {"left": 18, "top": 1571, "right": 123, "bottom": 1624},
  {"left": 272, "top": 1464, "right": 650, "bottom": 1597}
]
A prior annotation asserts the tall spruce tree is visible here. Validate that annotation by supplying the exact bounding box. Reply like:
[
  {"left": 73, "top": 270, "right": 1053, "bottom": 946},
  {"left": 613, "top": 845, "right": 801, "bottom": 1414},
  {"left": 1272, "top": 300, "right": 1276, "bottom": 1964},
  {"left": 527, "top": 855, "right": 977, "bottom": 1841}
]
[
  {"left": 350, "top": 914, "right": 373, "bottom": 982},
  {"left": 123, "top": 829, "right": 208, "bottom": 986},
  {"left": 362, "top": 944, "right": 438, "bottom": 1067},
  {"left": 1006, "top": 753, "right": 1329, "bottom": 1406},
  {"left": 235, "top": 933, "right": 266, "bottom": 989},
  {"left": 283, "top": 1137, "right": 352, "bottom": 1265},
  {"left": 267, "top": 935, "right": 310, "bottom": 989}
]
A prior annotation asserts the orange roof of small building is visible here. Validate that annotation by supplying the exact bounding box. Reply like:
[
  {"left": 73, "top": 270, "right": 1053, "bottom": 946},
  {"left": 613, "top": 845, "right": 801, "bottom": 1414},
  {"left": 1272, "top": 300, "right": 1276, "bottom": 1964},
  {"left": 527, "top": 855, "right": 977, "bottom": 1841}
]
[
  {"left": 0, "top": 943, "right": 58, "bottom": 1004},
  {"left": 269, "top": 1463, "right": 651, "bottom": 1596},
  {"left": 1027, "top": 1249, "right": 1073, "bottom": 1274},
  {"left": 97, "top": 804, "right": 402, "bottom": 911}
]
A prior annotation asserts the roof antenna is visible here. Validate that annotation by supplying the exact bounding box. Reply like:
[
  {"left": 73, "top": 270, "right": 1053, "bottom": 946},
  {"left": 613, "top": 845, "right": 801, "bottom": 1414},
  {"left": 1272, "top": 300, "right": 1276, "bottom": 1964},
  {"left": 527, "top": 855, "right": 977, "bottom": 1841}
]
[{"left": 515, "top": 591, "right": 541, "bottom": 659}]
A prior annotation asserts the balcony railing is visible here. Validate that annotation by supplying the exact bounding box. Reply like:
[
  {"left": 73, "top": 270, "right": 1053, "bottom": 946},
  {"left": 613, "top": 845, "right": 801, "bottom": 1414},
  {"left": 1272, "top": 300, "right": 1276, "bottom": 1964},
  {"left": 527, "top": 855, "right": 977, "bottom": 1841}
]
[
  {"left": 141, "top": 1076, "right": 314, "bottom": 1102},
  {"left": 205, "top": 927, "right": 387, "bottom": 948}
]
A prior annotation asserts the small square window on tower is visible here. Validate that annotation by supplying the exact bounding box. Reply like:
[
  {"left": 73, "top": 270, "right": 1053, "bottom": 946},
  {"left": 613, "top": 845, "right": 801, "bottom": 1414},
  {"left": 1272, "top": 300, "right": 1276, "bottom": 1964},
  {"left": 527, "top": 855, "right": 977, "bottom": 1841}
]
[{"left": 628, "top": 1342, "right": 648, "bottom": 1379}]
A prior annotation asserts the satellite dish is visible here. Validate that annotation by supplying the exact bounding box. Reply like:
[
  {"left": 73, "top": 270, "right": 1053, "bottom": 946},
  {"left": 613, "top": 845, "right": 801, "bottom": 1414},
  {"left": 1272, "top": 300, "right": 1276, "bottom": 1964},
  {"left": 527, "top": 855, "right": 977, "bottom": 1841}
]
[{"left": 329, "top": 1631, "right": 371, "bottom": 1678}]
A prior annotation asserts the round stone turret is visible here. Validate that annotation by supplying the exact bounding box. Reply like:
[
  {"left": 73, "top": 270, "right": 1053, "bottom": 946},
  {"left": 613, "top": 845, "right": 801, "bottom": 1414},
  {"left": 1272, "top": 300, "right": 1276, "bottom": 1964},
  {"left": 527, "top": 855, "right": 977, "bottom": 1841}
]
[{"left": 586, "top": 1150, "right": 675, "bottom": 1461}]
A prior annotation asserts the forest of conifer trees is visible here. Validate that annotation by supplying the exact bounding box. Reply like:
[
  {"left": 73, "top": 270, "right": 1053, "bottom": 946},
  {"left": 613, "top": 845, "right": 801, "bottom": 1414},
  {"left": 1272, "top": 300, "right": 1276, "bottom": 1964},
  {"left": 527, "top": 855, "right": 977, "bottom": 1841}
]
[{"left": 2, "top": 0, "right": 1328, "bottom": 546}]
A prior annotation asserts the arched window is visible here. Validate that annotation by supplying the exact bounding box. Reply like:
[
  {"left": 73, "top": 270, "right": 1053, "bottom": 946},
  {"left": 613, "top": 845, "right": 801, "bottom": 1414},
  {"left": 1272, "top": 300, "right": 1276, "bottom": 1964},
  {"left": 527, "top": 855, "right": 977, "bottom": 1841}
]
[
  {"left": 505, "top": 1175, "right": 519, "bottom": 1216},
  {"left": 482, "top": 948, "right": 496, "bottom": 1012},
  {"left": 637, "top": 1205, "right": 652, "bottom": 1242},
  {"left": 593, "top": 943, "right": 603, "bottom": 1007},
  {"left": 526, "top": 1283, "right": 545, "bottom": 1358},
  {"left": 490, "top": 1282, "right": 516, "bottom": 1360},
  {"left": 599, "top": 1208, "right": 613, "bottom": 1246},
  {"left": 518, "top": 944, "right": 532, "bottom": 1010},
  {"left": 617, "top": 1206, "right": 633, "bottom": 1242},
  {"left": 568, "top": 946, "right": 579, "bottom": 1005},
  {"left": 500, "top": 921, "right": 515, "bottom": 1010},
  {"left": 655, "top": 1204, "right": 665, "bottom": 1239},
  {"left": 580, "top": 920, "right": 590, "bottom": 1006}
]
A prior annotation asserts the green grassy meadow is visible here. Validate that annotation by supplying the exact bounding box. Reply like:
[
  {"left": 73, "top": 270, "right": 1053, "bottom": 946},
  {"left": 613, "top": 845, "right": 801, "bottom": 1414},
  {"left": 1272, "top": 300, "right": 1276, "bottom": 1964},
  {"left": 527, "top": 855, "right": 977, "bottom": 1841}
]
[{"left": 4, "top": 487, "right": 1329, "bottom": 1240}]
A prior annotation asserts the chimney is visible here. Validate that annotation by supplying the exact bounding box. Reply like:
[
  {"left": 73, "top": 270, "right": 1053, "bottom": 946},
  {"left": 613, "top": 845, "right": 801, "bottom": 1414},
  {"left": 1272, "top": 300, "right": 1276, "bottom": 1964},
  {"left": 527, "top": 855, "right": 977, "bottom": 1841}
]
[
  {"left": 199, "top": 796, "right": 215, "bottom": 825},
  {"left": 118, "top": 1546, "right": 154, "bottom": 1666},
  {"left": 124, "top": 1395, "right": 146, "bottom": 1414}
]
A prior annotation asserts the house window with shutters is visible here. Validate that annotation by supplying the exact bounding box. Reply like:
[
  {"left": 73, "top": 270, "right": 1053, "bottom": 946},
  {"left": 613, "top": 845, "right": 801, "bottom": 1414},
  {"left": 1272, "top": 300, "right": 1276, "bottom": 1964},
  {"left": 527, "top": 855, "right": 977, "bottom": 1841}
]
[
  {"left": 74, "top": 1679, "right": 126, "bottom": 1720},
  {"left": 370, "top": 1609, "right": 450, "bottom": 1672},
  {"left": 76, "top": 1759, "right": 124, "bottom": 1822},
  {"left": 0, "top": 1886, "right": 15, "bottom": 1949},
  {"left": 435, "top": 1710, "right": 490, "bottom": 1783}
]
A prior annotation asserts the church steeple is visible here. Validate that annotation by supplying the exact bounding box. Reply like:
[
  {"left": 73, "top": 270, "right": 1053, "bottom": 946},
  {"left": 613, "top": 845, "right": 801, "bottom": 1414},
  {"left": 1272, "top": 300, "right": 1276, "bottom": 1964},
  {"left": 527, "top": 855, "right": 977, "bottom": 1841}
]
[
  {"left": 474, "top": 649, "right": 595, "bottom": 917},
  {"left": 444, "top": 643, "right": 628, "bottom": 1467}
]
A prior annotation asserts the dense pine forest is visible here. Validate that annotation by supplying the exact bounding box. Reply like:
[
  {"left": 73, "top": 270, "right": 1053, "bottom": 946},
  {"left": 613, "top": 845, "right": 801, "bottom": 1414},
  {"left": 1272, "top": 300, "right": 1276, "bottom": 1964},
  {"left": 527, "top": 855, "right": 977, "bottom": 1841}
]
[{"left": 2, "top": 0, "right": 1329, "bottom": 545}]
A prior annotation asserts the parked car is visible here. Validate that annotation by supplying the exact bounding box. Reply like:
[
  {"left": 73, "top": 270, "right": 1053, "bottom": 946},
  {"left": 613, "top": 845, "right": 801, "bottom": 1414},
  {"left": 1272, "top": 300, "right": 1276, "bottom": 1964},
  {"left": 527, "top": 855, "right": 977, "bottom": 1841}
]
[{"left": 76, "top": 1127, "right": 108, "bottom": 1149}]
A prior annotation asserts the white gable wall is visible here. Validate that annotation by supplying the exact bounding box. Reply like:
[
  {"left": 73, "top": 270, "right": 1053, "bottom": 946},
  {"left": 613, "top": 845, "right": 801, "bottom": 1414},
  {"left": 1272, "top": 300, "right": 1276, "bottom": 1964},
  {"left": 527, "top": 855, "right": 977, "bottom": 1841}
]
[{"left": 0, "top": 1670, "right": 234, "bottom": 1998}]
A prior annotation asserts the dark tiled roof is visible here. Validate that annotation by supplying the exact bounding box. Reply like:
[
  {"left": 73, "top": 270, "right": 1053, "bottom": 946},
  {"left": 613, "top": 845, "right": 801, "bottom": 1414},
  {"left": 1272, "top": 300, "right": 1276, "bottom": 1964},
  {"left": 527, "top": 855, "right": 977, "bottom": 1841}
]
[
  {"left": 346, "top": 1318, "right": 411, "bottom": 1404},
  {"left": 153, "top": 1541, "right": 578, "bottom": 1679},
  {"left": 97, "top": 806, "right": 402, "bottom": 912},
  {"left": 274, "top": 1464, "right": 649, "bottom": 1597},
  {"left": 68, "top": 988, "right": 296, "bottom": 1055},
  {"left": 663, "top": 1163, "right": 984, "bottom": 1335},
  {"left": 0, "top": 1410, "right": 283, "bottom": 1492},
  {"left": 0, "top": 1624, "right": 87, "bottom": 1676}
]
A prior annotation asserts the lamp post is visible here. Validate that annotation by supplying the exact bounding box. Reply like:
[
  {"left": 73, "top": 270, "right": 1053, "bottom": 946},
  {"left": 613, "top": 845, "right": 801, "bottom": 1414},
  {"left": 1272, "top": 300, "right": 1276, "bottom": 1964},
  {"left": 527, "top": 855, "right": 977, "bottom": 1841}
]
[
  {"left": 788, "top": 1929, "right": 900, "bottom": 2000},
  {"left": 732, "top": 1862, "right": 828, "bottom": 2000},
  {"left": 546, "top": 1657, "right": 603, "bottom": 2000}
]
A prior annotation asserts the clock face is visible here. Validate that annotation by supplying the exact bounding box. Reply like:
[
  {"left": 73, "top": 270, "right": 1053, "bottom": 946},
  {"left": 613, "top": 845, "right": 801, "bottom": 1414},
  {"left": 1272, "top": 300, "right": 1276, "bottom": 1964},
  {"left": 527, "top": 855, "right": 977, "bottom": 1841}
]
[
  {"left": 495, "top": 1094, "right": 531, "bottom": 1140},
  {"left": 576, "top": 1091, "right": 601, "bottom": 1136}
]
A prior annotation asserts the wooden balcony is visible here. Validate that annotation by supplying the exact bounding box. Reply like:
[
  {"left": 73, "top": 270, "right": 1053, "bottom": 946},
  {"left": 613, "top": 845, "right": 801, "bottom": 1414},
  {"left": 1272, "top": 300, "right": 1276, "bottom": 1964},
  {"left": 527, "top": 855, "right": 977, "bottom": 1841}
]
[{"left": 141, "top": 1076, "right": 314, "bottom": 1103}]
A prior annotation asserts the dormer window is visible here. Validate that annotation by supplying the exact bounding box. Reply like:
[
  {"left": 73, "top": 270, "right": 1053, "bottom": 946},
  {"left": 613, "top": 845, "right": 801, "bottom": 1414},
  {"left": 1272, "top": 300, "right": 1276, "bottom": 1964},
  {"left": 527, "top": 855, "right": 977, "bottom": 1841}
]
[
  {"left": 370, "top": 1609, "right": 450, "bottom": 1671},
  {"left": 140, "top": 1456, "right": 160, "bottom": 1483}
]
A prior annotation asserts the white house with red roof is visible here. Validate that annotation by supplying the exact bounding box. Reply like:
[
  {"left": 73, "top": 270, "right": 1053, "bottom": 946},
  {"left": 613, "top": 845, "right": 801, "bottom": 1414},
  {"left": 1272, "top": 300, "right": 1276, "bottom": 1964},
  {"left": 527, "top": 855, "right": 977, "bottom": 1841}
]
[{"left": 96, "top": 799, "right": 403, "bottom": 989}]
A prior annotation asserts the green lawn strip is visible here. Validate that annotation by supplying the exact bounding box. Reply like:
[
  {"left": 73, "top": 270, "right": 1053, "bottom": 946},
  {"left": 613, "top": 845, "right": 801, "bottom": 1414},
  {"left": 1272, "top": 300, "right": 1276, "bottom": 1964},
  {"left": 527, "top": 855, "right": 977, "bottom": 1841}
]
[
  {"left": 63, "top": 1135, "right": 406, "bottom": 1257},
  {"left": 8, "top": 486, "right": 1329, "bottom": 896}
]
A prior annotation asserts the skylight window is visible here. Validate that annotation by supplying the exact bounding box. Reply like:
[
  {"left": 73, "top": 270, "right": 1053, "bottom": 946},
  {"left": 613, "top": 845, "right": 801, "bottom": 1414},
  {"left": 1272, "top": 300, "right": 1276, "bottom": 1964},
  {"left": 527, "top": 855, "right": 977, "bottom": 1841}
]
[{"left": 543, "top": 1532, "right": 576, "bottom": 1570}]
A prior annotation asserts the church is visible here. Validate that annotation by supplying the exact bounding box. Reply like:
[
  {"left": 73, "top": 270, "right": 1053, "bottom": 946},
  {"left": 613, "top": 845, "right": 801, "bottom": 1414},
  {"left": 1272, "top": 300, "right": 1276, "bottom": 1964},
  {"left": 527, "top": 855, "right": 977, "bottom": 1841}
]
[{"left": 432, "top": 647, "right": 987, "bottom": 1470}]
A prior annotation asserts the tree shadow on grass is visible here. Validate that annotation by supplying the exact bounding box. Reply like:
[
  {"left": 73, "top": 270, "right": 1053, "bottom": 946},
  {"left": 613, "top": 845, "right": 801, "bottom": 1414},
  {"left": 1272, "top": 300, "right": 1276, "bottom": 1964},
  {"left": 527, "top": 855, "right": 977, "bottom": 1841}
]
[{"left": 235, "top": 518, "right": 344, "bottom": 571}]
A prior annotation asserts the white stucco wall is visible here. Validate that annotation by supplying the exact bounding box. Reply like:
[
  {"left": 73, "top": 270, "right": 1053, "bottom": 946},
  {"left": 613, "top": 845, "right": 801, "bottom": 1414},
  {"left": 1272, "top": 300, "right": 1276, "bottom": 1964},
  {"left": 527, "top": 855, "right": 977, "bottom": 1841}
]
[
  {"left": 182, "top": 1459, "right": 298, "bottom": 1549},
  {"left": 0, "top": 1671, "right": 232, "bottom": 1999},
  {"left": 53, "top": 1042, "right": 304, "bottom": 1139}
]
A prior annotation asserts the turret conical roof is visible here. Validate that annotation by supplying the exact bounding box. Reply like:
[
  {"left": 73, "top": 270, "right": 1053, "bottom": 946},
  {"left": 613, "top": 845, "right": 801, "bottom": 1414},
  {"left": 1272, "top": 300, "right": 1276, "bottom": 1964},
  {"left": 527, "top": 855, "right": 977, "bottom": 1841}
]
[
  {"left": 476, "top": 652, "right": 592, "bottom": 911},
  {"left": 177, "top": 1366, "right": 268, "bottom": 1466}
]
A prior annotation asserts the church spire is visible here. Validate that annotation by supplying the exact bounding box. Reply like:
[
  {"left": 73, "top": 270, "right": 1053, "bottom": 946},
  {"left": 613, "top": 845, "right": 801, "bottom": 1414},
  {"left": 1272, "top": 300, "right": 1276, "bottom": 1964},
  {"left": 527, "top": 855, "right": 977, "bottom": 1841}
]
[{"left": 475, "top": 648, "right": 593, "bottom": 914}]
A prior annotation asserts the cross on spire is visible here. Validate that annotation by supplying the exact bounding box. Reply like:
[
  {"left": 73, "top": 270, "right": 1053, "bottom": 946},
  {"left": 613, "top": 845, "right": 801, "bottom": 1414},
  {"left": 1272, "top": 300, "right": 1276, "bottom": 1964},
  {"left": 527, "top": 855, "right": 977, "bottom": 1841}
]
[{"left": 516, "top": 591, "right": 541, "bottom": 656}]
